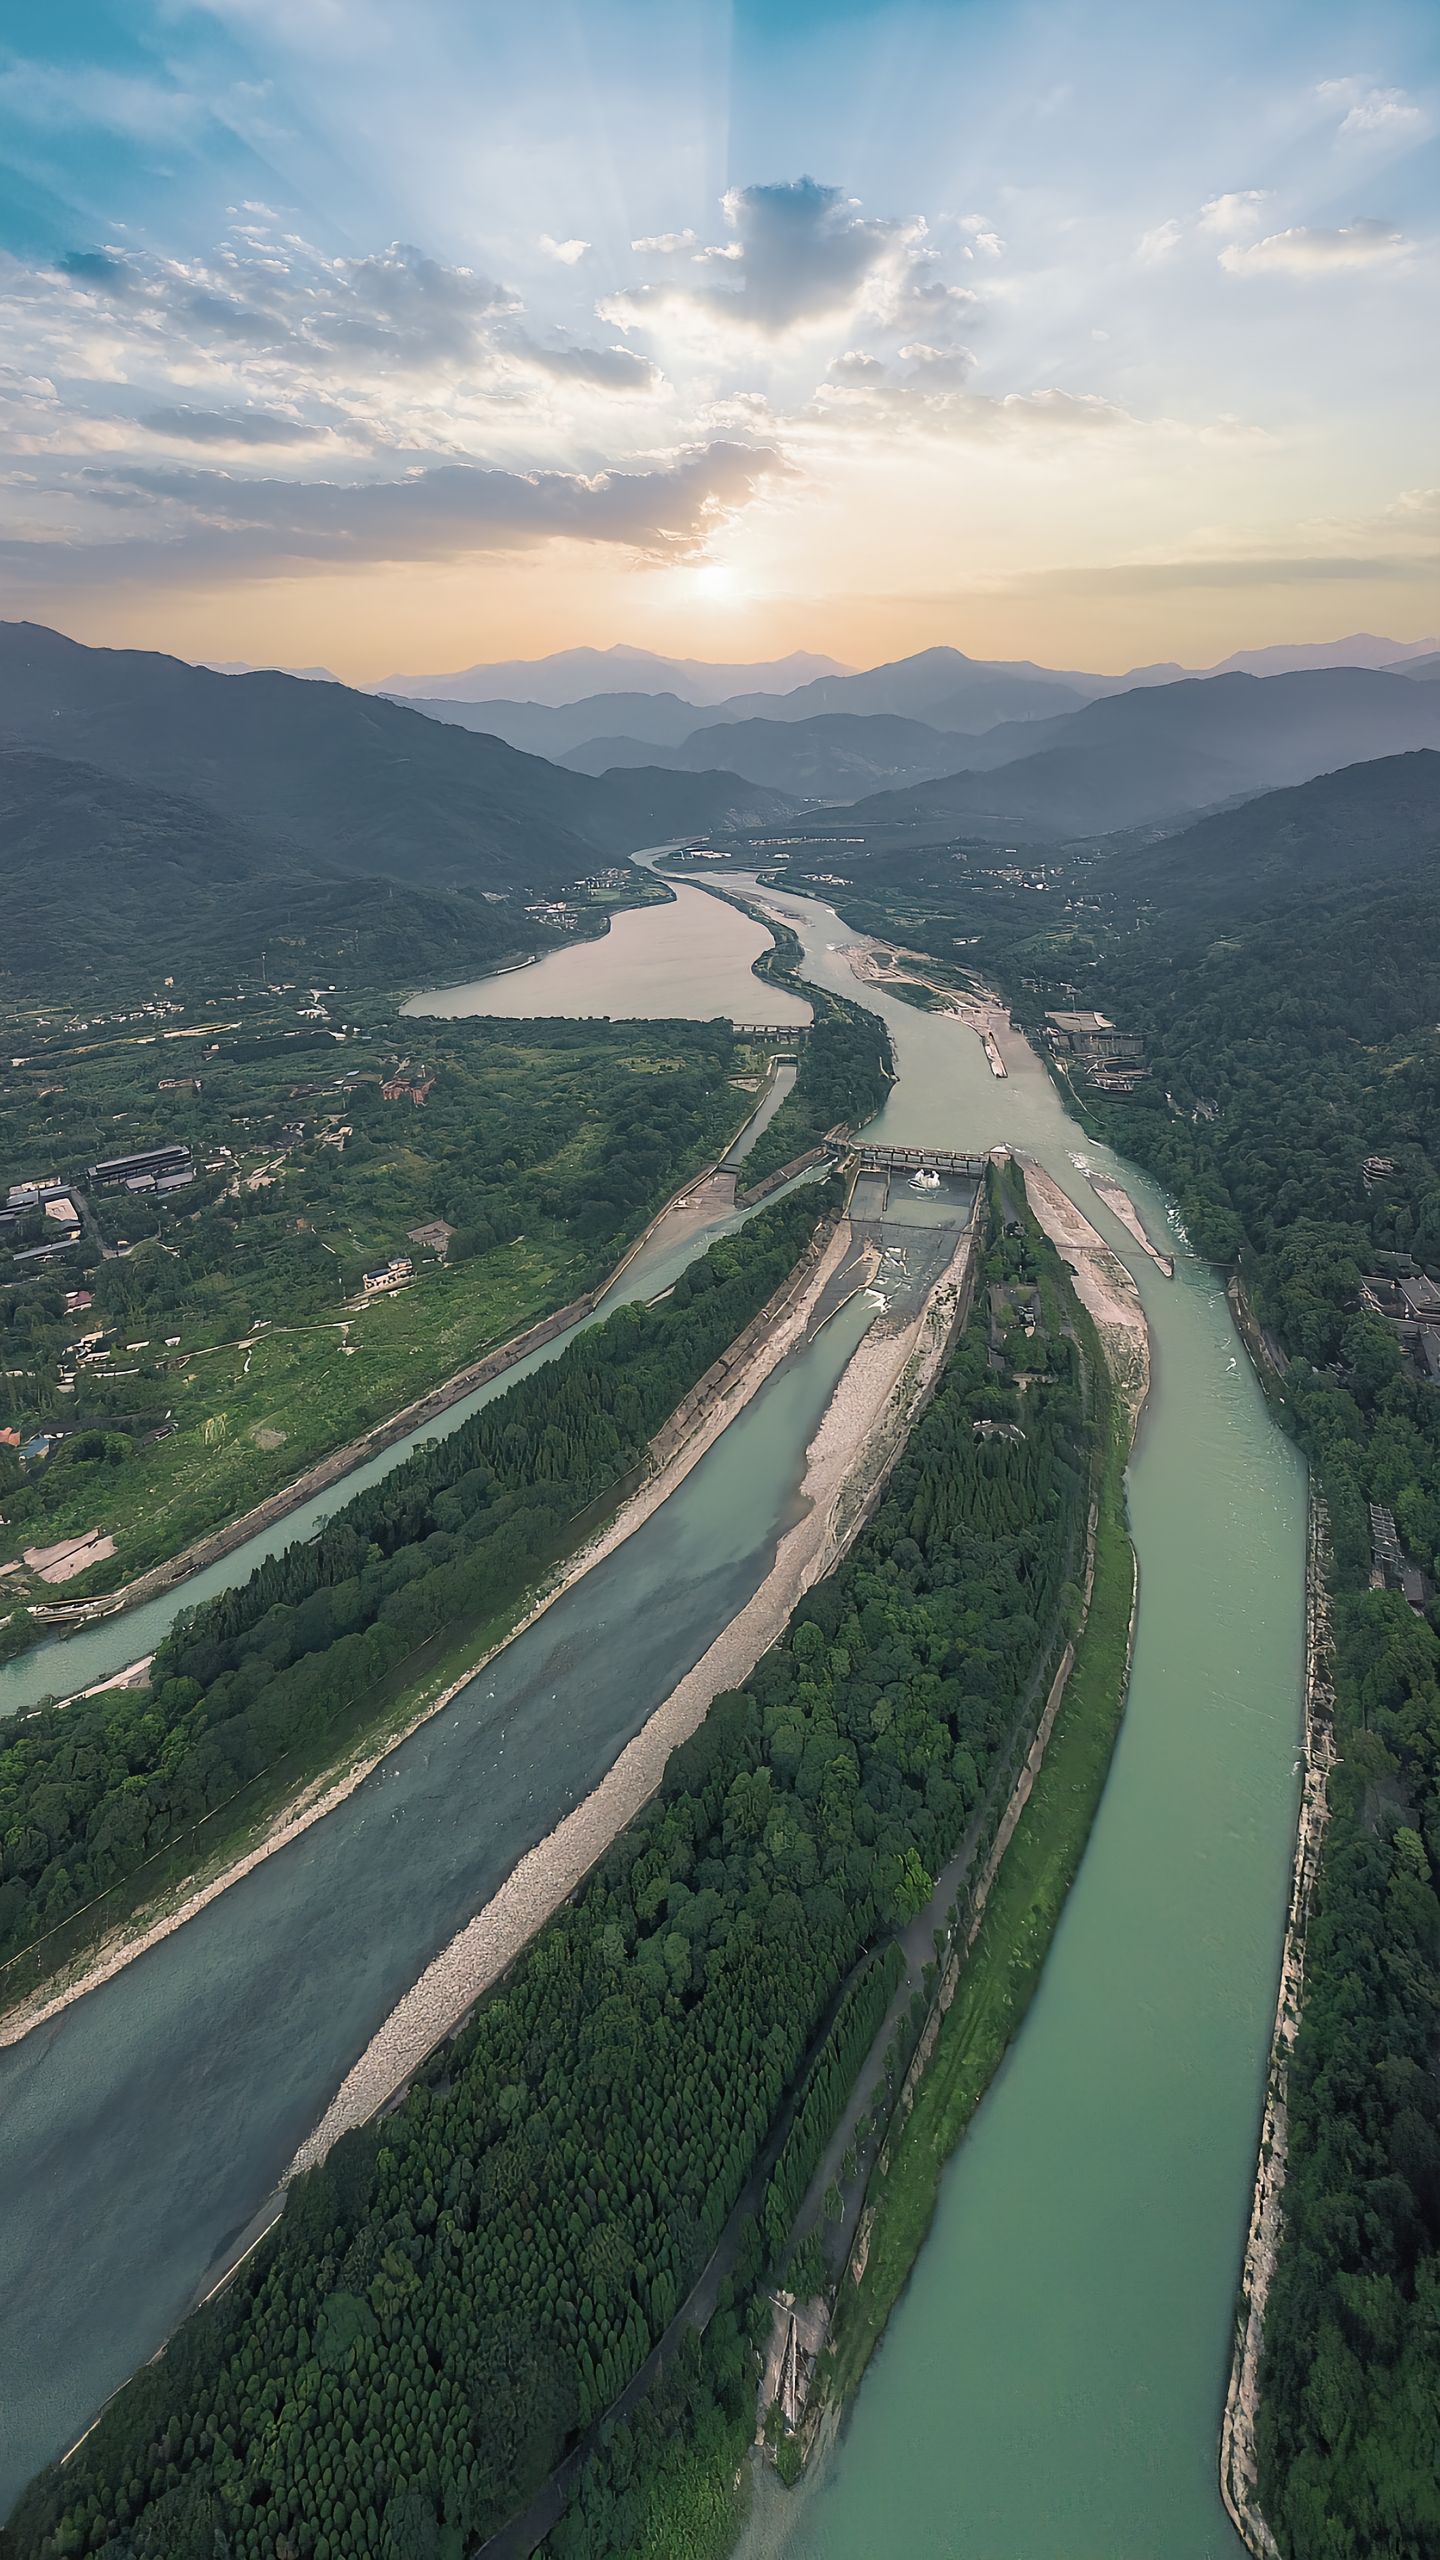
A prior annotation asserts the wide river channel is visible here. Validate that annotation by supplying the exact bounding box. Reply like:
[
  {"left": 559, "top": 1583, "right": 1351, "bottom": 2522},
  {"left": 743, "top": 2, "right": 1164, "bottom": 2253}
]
[{"left": 0, "top": 874, "right": 1304, "bottom": 2556}]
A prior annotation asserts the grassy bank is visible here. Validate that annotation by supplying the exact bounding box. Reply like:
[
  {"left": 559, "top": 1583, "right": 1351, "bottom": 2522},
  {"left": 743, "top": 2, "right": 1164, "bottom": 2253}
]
[{"left": 827, "top": 1351, "right": 1136, "bottom": 2399}]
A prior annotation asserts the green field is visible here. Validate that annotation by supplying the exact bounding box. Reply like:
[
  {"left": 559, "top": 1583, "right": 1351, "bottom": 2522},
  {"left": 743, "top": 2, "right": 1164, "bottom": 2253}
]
[{"left": 0, "top": 1011, "right": 746, "bottom": 1622}]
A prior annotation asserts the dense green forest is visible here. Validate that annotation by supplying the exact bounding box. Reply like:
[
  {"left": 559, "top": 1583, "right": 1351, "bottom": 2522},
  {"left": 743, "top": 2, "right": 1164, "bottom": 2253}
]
[
  {"left": 0, "top": 749, "right": 557, "bottom": 1002},
  {"left": 0, "top": 1187, "right": 825, "bottom": 1998},
  {"left": 803, "top": 756, "right": 1440, "bottom": 2560},
  {"left": 0, "top": 1012, "right": 746, "bottom": 1617},
  {"left": 6, "top": 1225, "right": 1095, "bottom": 2560}
]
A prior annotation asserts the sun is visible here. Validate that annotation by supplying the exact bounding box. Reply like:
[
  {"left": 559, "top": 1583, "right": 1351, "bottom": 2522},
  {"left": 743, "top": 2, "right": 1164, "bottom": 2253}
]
[{"left": 686, "top": 560, "right": 745, "bottom": 608}]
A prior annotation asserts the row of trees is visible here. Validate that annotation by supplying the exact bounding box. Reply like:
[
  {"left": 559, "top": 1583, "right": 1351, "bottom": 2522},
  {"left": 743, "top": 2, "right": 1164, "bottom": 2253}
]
[
  {"left": 0, "top": 1188, "right": 827, "bottom": 1985},
  {"left": 8, "top": 1237, "right": 1093, "bottom": 2560}
]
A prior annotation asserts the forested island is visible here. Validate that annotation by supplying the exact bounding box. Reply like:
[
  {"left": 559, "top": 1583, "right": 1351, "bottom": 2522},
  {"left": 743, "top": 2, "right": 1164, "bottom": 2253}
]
[{"left": 5, "top": 1171, "right": 1122, "bottom": 2560}]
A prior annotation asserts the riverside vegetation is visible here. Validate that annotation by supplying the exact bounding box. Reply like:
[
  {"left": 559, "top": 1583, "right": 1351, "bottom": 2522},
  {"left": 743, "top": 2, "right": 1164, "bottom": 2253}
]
[
  {"left": 0, "top": 1008, "right": 750, "bottom": 1636},
  {"left": 5, "top": 1182, "right": 1099, "bottom": 2560},
  {"left": 0, "top": 1186, "right": 827, "bottom": 2011},
  {"left": 773, "top": 747, "right": 1440, "bottom": 2559}
]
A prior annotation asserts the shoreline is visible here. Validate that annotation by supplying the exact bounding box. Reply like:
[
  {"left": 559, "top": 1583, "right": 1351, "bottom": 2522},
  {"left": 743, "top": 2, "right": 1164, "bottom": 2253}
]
[
  {"left": 1219, "top": 1495, "right": 1334, "bottom": 2560},
  {"left": 0, "top": 1213, "right": 854, "bottom": 2053},
  {"left": 287, "top": 1206, "right": 978, "bottom": 2175}
]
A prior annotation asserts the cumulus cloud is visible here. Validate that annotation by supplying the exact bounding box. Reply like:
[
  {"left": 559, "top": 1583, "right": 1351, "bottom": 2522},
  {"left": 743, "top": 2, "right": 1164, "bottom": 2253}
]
[
  {"left": 539, "top": 235, "right": 591, "bottom": 265},
  {"left": 602, "top": 177, "right": 969, "bottom": 343},
  {"left": 1318, "top": 79, "right": 1428, "bottom": 140},
  {"left": 1220, "top": 218, "right": 1407, "bottom": 275},
  {"left": 1140, "top": 192, "right": 1269, "bottom": 259},
  {"left": 0, "top": 441, "right": 785, "bottom": 591},
  {"left": 1137, "top": 219, "right": 1183, "bottom": 262},
  {"left": 956, "top": 215, "right": 1005, "bottom": 258},
  {"left": 1197, "top": 191, "right": 1270, "bottom": 237},
  {"left": 629, "top": 230, "right": 699, "bottom": 255}
]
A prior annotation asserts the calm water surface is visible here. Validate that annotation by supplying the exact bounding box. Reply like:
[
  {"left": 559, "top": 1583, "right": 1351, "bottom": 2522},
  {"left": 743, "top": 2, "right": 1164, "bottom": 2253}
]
[
  {"left": 1, "top": 878, "right": 1302, "bottom": 2553},
  {"left": 402, "top": 875, "right": 810, "bottom": 1025}
]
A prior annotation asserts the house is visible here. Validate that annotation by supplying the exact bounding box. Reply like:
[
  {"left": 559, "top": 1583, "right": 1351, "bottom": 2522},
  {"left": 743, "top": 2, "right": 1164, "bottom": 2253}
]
[
  {"left": 407, "top": 1221, "right": 455, "bottom": 1258},
  {"left": 1399, "top": 1275, "right": 1440, "bottom": 1326},
  {"left": 43, "top": 1195, "right": 82, "bottom": 1238},
  {"left": 1045, "top": 1010, "right": 1145, "bottom": 1066},
  {"left": 363, "top": 1256, "right": 413, "bottom": 1295},
  {"left": 87, "top": 1144, "right": 193, "bottom": 1193}
]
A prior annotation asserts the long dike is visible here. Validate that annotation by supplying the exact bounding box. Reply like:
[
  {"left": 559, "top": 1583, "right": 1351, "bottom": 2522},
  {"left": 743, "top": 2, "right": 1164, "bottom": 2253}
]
[{"left": 1219, "top": 1497, "right": 1335, "bottom": 2560}]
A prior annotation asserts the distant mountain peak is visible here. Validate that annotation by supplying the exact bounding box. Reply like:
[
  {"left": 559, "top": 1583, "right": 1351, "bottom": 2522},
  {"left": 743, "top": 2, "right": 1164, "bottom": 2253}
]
[{"left": 374, "top": 644, "right": 852, "bottom": 708}]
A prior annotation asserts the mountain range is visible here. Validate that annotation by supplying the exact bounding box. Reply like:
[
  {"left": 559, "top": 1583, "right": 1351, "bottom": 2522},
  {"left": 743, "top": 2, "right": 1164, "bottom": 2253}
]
[
  {"left": 777, "top": 668, "right": 1440, "bottom": 846},
  {"left": 0, "top": 624, "right": 797, "bottom": 900},
  {"left": 378, "top": 644, "right": 849, "bottom": 706},
  {"left": 392, "top": 634, "right": 1440, "bottom": 795}
]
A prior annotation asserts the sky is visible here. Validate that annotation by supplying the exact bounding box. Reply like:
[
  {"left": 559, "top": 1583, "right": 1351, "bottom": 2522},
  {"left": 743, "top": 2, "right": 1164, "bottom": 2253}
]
[{"left": 0, "top": 0, "right": 1437, "bottom": 682}]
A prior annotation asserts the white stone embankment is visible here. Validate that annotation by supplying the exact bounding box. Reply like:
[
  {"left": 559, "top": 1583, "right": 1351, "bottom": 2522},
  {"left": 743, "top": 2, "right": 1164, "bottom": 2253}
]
[
  {"left": 1013, "top": 1157, "right": 1150, "bottom": 1437},
  {"left": 288, "top": 1216, "right": 977, "bottom": 2176},
  {"left": 1086, "top": 1172, "right": 1175, "bottom": 1278},
  {"left": 1220, "top": 1500, "right": 1335, "bottom": 2560},
  {"left": 0, "top": 1218, "right": 855, "bottom": 2054}
]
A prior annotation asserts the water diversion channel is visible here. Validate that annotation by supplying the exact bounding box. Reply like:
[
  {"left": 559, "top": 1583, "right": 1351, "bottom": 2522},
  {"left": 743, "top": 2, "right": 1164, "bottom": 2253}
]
[{"left": 0, "top": 872, "right": 1304, "bottom": 2554}]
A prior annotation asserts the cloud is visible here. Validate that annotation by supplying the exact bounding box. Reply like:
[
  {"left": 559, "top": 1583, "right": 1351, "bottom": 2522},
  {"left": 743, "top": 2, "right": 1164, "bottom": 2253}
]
[
  {"left": 140, "top": 404, "right": 317, "bottom": 446},
  {"left": 1318, "top": 79, "right": 1428, "bottom": 140},
  {"left": 602, "top": 177, "right": 967, "bottom": 343},
  {"left": 1220, "top": 218, "right": 1407, "bottom": 275},
  {"left": 1140, "top": 192, "right": 1269, "bottom": 260},
  {"left": 49, "top": 235, "right": 522, "bottom": 373},
  {"left": 0, "top": 440, "right": 785, "bottom": 591},
  {"left": 1197, "top": 191, "right": 1270, "bottom": 238},
  {"left": 539, "top": 236, "right": 591, "bottom": 265},
  {"left": 630, "top": 230, "right": 699, "bottom": 255},
  {"left": 811, "top": 349, "right": 1133, "bottom": 444},
  {"left": 514, "top": 339, "right": 662, "bottom": 393},
  {"left": 1138, "top": 219, "right": 1183, "bottom": 262},
  {"left": 956, "top": 215, "right": 1005, "bottom": 258},
  {"left": 1017, "top": 550, "right": 1438, "bottom": 594}
]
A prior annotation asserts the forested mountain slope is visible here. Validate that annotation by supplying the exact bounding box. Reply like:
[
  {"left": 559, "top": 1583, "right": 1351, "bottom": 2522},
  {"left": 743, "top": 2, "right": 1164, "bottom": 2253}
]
[
  {"left": 1109, "top": 749, "right": 1440, "bottom": 921},
  {"left": 0, "top": 748, "right": 540, "bottom": 995},
  {"left": 790, "top": 668, "right": 1440, "bottom": 847},
  {"left": 0, "top": 625, "right": 793, "bottom": 895},
  {"left": 561, "top": 710, "right": 966, "bottom": 797}
]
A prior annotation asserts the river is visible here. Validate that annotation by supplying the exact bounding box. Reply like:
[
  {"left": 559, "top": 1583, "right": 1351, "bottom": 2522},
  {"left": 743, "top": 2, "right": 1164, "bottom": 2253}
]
[{"left": 0, "top": 876, "right": 1303, "bottom": 2553}]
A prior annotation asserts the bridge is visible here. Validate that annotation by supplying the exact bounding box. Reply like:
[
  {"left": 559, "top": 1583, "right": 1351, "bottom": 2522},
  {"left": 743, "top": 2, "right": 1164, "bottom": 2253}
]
[
  {"left": 732, "top": 1022, "right": 811, "bottom": 1041},
  {"left": 830, "top": 1140, "right": 988, "bottom": 1177}
]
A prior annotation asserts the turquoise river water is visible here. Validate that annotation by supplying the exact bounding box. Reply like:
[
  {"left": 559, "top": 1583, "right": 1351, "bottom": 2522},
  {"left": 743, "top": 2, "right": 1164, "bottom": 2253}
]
[{"left": 0, "top": 874, "right": 1304, "bottom": 2557}]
